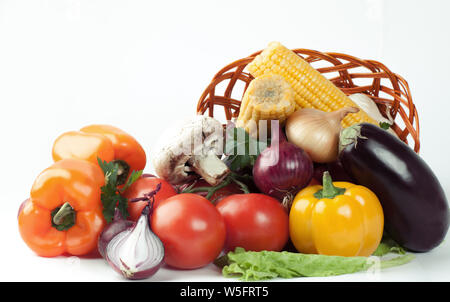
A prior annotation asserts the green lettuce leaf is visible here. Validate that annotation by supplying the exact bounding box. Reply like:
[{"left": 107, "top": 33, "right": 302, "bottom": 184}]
[
  {"left": 372, "top": 234, "right": 406, "bottom": 257},
  {"left": 220, "top": 247, "right": 414, "bottom": 281}
]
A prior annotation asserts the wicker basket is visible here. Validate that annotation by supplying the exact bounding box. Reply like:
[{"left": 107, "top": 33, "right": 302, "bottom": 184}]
[{"left": 197, "top": 48, "right": 420, "bottom": 153}]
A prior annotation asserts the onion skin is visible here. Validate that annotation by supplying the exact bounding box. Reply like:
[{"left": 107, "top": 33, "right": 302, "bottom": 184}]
[
  {"left": 98, "top": 209, "right": 134, "bottom": 259},
  {"left": 17, "top": 199, "right": 29, "bottom": 219},
  {"left": 112, "top": 263, "right": 162, "bottom": 280},
  {"left": 286, "top": 107, "right": 358, "bottom": 163},
  {"left": 339, "top": 123, "right": 449, "bottom": 252},
  {"left": 253, "top": 129, "right": 313, "bottom": 201}
]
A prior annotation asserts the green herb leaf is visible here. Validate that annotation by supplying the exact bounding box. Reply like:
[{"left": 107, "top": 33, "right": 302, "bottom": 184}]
[
  {"left": 379, "top": 122, "right": 391, "bottom": 130},
  {"left": 120, "top": 170, "right": 143, "bottom": 193},
  {"left": 116, "top": 195, "right": 129, "bottom": 220},
  {"left": 100, "top": 177, "right": 121, "bottom": 223},
  {"left": 98, "top": 157, "right": 116, "bottom": 178},
  {"left": 97, "top": 158, "right": 142, "bottom": 223},
  {"left": 224, "top": 127, "right": 268, "bottom": 172}
]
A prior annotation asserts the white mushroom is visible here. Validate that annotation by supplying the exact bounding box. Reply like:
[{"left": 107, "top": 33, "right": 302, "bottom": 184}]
[{"left": 152, "top": 115, "right": 230, "bottom": 186}]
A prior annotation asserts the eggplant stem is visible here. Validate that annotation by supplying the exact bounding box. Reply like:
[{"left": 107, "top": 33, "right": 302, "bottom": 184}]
[{"left": 339, "top": 124, "right": 368, "bottom": 154}]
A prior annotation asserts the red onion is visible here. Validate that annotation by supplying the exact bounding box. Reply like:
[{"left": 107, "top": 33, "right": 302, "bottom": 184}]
[
  {"left": 102, "top": 184, "right": 165, "bottom": 280},
  {"left": 17, "top": 199, "right": 29, "bottom": 219},
  {"left": 105, "top": 206, "right": 164, "bottom": 280},
  {"left": 253, "top": 126, "right": 313, "bottom": 203},
  {"left": 98, "top": 209, "right": 134, "bottom": 259}
]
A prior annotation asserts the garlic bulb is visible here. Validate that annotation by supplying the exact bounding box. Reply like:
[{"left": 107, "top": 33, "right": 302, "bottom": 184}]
[
  {"left": 349, "top": 93, "right": 399, "bottom": 138},
  {"left": 285, "top": 107, "right": 359, "bottom": 163}
]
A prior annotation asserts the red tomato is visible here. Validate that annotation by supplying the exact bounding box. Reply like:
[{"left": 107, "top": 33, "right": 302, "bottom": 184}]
[
  {"left": 216, "top": 193, "right": 289, "bottom": 252},
  {"left": 151, "top": 193, "right": 226, "bottom": 269},
  {"left": 124, "top": 176, "right": 177, "bottom": 221}
]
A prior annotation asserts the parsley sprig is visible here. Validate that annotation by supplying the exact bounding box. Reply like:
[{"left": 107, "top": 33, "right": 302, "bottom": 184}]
[
  {"left": 379, "top": 122, "right": 391, "bottom": 130},
  {"left": 224, "top": 127, "right": 268, "bottom": 172},
  {"left": 97, "top": 158, "right": 143, "bottom": 223}
]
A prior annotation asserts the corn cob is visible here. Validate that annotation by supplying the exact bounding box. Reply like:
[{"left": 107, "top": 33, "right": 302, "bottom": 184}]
[
  {"left": 247, "top": 42, "right": 377, "bottom": 128},
  {"left": 236, "top": 74, "right": 296, "bottom": 133}
]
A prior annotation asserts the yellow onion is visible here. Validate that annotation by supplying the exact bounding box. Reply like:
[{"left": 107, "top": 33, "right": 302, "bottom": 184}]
[{"left": 285, "top": 107, "right": 359, "bottom": 163}]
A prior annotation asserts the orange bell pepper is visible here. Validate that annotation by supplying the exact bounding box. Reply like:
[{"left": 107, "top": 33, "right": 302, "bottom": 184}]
[
  {"left": 18, "top": 159, "right": 106, "bottom": 257},
  {"left": 80, "top": 125, "right": 146, "bottom": 172},
  {"left": 289, "top": 171, "right": 384, "bottom": 257},
  {"left": 52, "top": 124, "right": 146, "bottom": 184},
  {"left": 52, "top": 131, "right": 115, "bottom": 164}
]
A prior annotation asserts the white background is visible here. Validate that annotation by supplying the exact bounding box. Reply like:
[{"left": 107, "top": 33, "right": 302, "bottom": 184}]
[{"left": 0, "top": 0, "right": 449, "bottom": 282}]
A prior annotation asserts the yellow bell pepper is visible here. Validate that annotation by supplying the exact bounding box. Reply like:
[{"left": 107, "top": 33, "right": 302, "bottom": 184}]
[{"left": 289, "top": 171, "right": 384, "bottom": 257}]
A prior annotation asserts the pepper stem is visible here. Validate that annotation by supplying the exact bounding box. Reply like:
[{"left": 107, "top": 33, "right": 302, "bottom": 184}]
[
  {"left": 111, "top": 159, "right": 131, "bottom": 186},
  {"left": 314, "top": 171, "right": 346, "bottom": 199},
  {"left": 51, "top": 202, "right": 76, "bottom": 231}
]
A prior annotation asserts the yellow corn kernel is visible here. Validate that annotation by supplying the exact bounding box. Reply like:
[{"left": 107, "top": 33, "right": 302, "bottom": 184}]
[
  {"left": 247, "top": 42, "right": 377, "bottom": 127},
  {"left": 236, "top": 74, "right": 296, "bottom": 132}
]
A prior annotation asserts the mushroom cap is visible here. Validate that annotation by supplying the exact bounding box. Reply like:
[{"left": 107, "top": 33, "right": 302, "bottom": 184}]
[{"left": 152, "top": 115, "right": 225, "bottom": 185}]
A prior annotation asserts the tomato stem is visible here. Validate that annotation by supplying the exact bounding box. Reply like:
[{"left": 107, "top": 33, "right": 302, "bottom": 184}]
[
  {"left": 206, "top": 177, "right": 232, "bottom": 200},
  {"left": 181, "top": 172, "right": 251, "bottom": 202},
  {"left": 230, "top": 177, "right": 250, "bottom": 194}
]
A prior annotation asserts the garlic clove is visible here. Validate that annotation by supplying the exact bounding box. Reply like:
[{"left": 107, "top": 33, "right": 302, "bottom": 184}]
[
  {"left": 349, "top": 93, "right": 392, "bottom": 125},
  {"left": 348, "top": 94, "right": 401, "bottom": 139}
]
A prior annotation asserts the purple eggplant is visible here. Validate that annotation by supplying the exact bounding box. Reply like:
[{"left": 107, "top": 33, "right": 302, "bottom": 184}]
[
  {"left": 338, "top": 123, "right": 449, "bottom": 252},
  {"left": 313, "top": 161, "right": 354, "bottom": 184}
]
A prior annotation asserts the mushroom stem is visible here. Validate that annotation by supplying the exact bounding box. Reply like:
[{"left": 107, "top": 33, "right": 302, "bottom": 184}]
[{"left": 187, "top": 151, "right": 230, "bottom": 186}]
